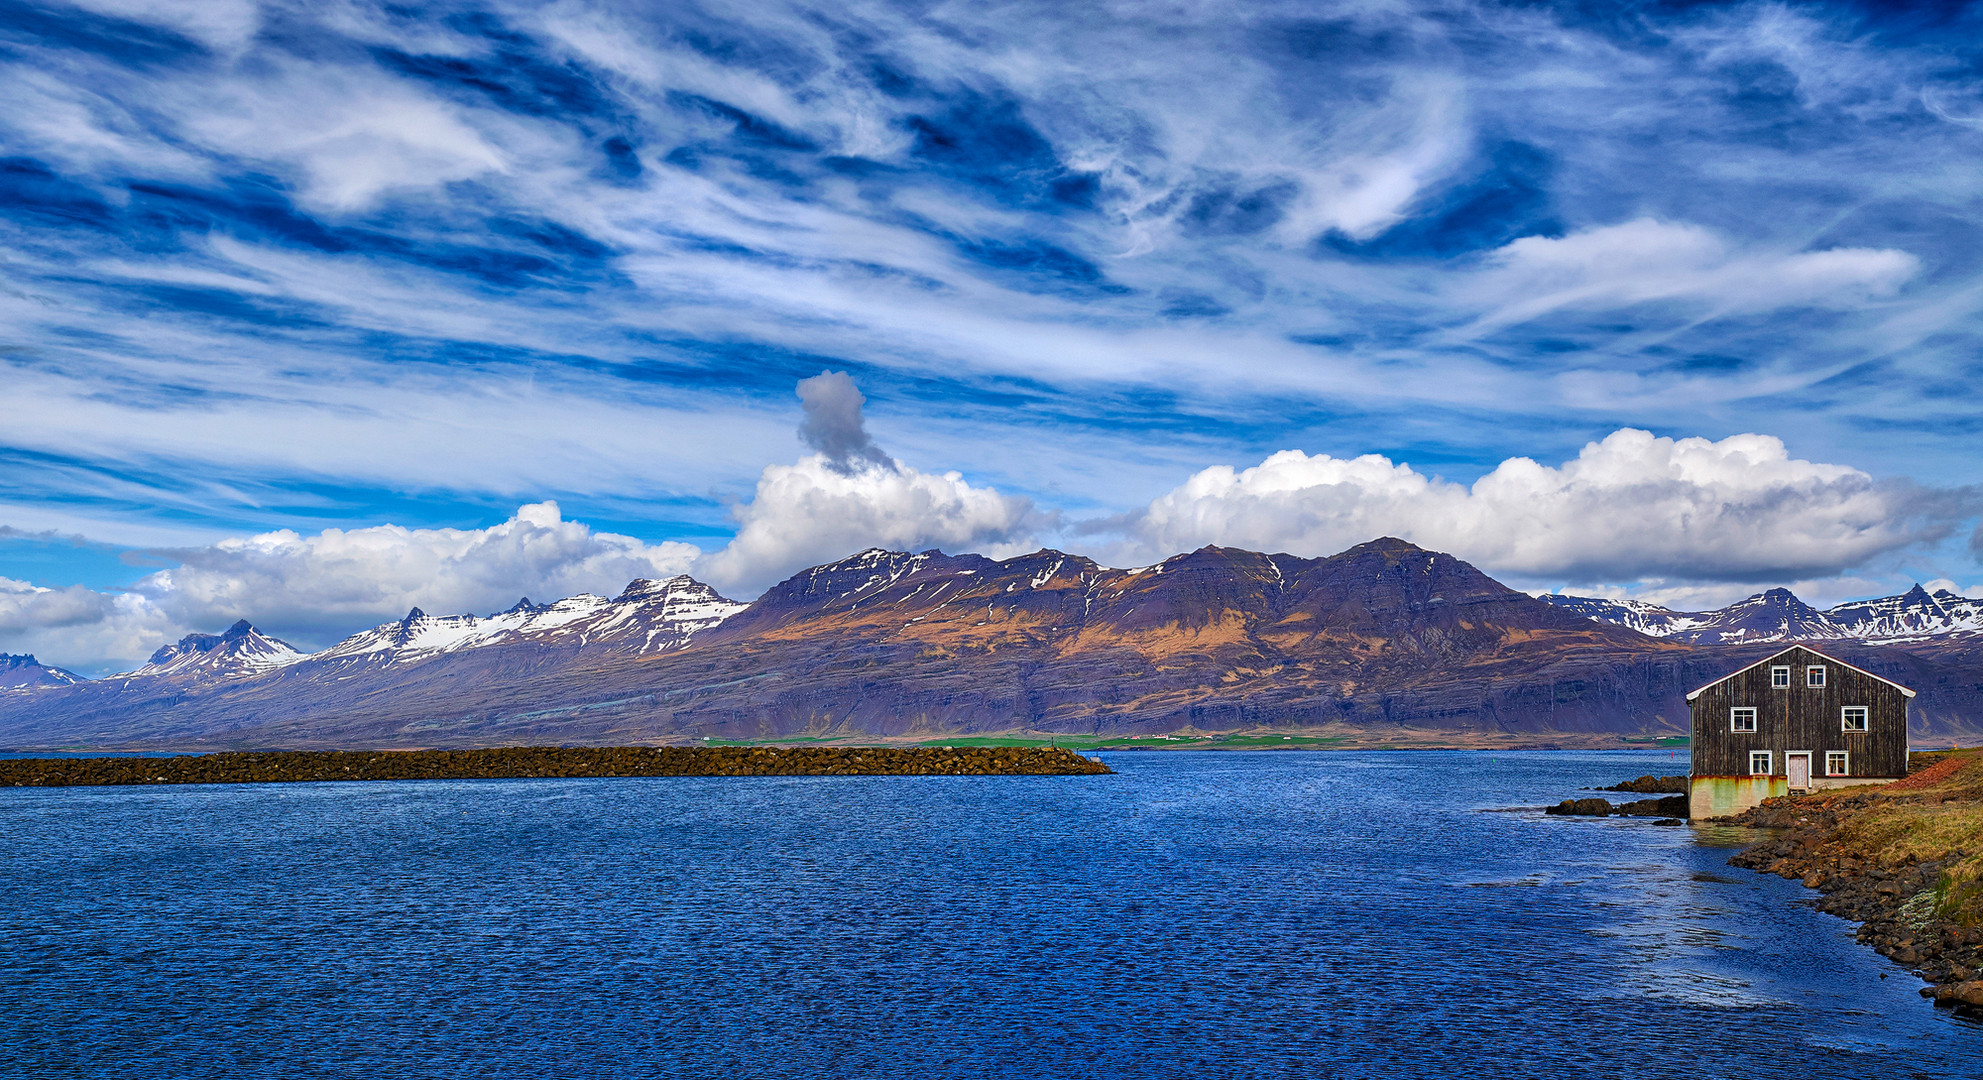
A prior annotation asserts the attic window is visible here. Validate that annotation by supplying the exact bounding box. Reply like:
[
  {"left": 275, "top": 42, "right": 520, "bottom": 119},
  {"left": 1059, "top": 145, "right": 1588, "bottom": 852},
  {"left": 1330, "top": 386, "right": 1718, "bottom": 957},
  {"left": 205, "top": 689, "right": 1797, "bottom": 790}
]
[
  {"left": 1826, "top": 751, "right": 1849, "bottom": 777},
  {"left": 1749, "top": 751, "right": 1772, "bottom": 775},
  {"left": 1806, "top": 666, "right": 1826, "bottom": 688},
  {"left": 1841, "top": 706, "right": 1869, "bottom": 732},
  {"left": 1771, "top": 666, "right": 1791, "bottom": 689},
  {"left": 1730, "top": 707, "right": 1758, "bottom": 733}
]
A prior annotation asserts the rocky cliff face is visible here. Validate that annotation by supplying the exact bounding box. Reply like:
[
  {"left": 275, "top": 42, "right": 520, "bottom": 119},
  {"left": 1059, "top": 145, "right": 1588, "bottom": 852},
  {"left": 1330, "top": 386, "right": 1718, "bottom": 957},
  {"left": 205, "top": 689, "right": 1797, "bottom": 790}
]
[
  {"left": 0, "top": 654, "right": 84, "bottom": 692},
  {"left": 3, "top": 539, "right": 1979, "bottom": 749}
]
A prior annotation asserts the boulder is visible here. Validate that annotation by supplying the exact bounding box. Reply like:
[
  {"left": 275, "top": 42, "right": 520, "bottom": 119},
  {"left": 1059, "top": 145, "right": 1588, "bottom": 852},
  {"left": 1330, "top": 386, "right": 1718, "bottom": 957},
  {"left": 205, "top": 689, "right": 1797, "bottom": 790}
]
[{"left": 1545, "top": 798, "right": 1614, "bottom": 816}]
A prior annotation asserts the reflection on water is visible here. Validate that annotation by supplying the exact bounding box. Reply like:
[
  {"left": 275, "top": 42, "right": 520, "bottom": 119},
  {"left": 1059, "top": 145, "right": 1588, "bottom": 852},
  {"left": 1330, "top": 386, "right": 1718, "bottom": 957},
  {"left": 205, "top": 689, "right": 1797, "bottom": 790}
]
[{"left": 0, "top": 749, "right": 1973, "bottom": 1079}]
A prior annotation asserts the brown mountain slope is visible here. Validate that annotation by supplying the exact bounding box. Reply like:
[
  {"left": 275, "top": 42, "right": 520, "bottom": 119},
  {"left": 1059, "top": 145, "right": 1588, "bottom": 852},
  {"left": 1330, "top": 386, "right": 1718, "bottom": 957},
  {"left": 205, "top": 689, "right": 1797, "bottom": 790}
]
[{"left": 2, "top": 539, "right": 1978, "bottom": 749}]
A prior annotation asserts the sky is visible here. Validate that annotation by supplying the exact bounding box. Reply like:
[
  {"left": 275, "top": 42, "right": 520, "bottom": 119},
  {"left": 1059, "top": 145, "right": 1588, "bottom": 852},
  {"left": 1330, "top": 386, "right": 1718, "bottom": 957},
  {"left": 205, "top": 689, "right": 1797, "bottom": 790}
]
[{"left": 4, "top": 0, "right": 1983, "bottom": 674}]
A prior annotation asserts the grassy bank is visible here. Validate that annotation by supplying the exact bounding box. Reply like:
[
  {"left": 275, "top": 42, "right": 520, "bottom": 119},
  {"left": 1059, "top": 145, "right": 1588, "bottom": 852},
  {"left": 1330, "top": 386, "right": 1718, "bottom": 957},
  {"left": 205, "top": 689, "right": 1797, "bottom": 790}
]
[
  {"left": 1727, "top": 748, "right": 1983, "bottom": 1014},
  {"left": 0, "top": 746, "right": 1113, "bottom": 786}
]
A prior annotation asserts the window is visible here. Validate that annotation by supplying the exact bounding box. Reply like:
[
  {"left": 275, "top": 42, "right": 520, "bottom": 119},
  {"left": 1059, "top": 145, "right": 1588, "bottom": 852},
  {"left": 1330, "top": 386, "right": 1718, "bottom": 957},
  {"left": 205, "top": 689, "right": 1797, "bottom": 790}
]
[
  {"left": 1826, "top": 751, "right": 1849, "bottom": 777},
  {"left": 1841, "top": 706, "right": 1870, "bottom": 733},
  {"left": 1771, "top": 666, "right": 1791, "bottom": 688},
  {"left": 1730, "top": 707, "right": 1758, "bottom": 733},
  {"left": 1750, "top": 751, "right": 1773, "bottom": 775},
  {"left": 1807, "top": 665, "right": 1826, "bottom": 688}
]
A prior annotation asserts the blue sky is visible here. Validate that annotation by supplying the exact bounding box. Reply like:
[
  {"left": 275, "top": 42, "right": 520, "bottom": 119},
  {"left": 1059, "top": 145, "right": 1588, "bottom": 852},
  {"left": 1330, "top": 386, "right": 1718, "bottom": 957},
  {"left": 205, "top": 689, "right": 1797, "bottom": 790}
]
[{"left": 4, "top": 0, "right": 1983, "bottom": 672}]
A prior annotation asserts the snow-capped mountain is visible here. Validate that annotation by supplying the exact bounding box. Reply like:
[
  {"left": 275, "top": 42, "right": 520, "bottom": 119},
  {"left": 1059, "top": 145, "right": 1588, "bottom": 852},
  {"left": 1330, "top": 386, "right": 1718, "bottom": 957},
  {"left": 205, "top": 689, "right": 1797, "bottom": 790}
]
[
  {"left": 127, "top": 620, "right": 307, "bottom": 682},
  {"left": 1540, "top": 585, "right": 1983, "bottom": 645},
  {"left": 5, "top": 541, "right": 1983, "bottom": 749},
  {"left": 1827, "top": 585, "right": 1983, "bottom": 643},
  {"left": 0, "top": 653, "right": 84, "bottom": 691},
  {"left": 311, "top": 575, "right": 745, "bottom": 666}
]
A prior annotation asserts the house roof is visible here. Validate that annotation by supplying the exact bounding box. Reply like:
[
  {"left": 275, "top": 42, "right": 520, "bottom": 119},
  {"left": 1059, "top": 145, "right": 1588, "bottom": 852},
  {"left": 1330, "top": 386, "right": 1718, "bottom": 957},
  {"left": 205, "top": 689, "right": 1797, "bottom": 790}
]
[{"left": 1685, "top": 644, "right": 1916, "bottom": 701}]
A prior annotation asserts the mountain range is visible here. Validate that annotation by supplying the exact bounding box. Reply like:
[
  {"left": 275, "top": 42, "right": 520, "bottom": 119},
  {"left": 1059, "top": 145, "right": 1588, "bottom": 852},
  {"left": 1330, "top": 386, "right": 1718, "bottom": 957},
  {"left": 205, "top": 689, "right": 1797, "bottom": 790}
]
[
  {"left": 2, "top": 539, "right": 1979, "bottom": 749},
  {"left": 1537, "top": 586, "right": 1983, "bottom": 646}
]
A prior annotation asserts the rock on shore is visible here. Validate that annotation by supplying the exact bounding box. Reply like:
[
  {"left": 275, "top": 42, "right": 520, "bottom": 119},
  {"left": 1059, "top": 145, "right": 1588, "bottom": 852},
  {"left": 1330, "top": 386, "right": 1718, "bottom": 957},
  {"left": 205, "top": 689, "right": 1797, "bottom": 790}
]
[
  {"left": 1724, "top": 749, "right": 1983, "bottom": 1016},
  {"left": 0, "top": 746, "right": 1113, "bottom": 787},
  {"left": 1544, "top": 794, "right": 1687, "bottom": 817},
  {"left": 1596, "top": 774, "right": 1688, "bottom": 794}
]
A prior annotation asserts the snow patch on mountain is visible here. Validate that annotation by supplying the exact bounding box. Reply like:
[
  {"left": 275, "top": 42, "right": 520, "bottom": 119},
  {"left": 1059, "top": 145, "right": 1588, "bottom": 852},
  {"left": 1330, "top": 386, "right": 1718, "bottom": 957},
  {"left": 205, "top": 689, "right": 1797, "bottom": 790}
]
[{"left": 313, "top": 575, "right": 744, "bottom": 665}]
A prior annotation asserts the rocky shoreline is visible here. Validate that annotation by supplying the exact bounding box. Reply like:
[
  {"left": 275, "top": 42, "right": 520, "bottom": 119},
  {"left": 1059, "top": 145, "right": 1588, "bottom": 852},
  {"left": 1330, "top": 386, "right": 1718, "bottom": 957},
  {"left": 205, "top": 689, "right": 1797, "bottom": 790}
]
[
  {"left": 1544, "top": 775, "right": 1689, "bottom": 820},
  {"left": 0, "top": 746, "right": 1113, "bottom": 786},
  {"left": 1723, "top": 749, "right": 1983, "bottom": 1018}
]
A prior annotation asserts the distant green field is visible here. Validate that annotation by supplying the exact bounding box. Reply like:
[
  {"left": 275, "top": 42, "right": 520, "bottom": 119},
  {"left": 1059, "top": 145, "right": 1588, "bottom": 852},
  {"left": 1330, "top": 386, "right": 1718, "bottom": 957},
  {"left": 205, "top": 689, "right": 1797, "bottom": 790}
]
[
  {"left": 706, "top": 733, "right": 1354, "bottom": 750},
  {"left": 915, "top": 734, "right": 1355, "bottom": 750}
]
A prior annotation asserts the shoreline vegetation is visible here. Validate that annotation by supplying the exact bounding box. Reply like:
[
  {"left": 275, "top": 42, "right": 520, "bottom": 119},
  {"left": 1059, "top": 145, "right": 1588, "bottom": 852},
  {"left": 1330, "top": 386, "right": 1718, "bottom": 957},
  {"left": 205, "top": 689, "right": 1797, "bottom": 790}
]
[
  {"left": 0, "top": 746, "right": 1113, "bottom": 787},
  {"left": 1725, "top": 748, "right": 1983, "bottom": 1018}
]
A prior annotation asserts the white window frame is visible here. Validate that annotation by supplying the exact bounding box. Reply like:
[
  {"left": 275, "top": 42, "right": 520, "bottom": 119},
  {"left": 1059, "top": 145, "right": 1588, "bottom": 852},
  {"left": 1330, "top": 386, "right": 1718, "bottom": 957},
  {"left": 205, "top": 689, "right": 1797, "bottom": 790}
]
[
  {"left": 1771, "top": 666, "right": 1791, "bottom": 689},
  {"left": 1841, "top": 706, "right": 1869, "bottom": 733},
  {"left": 1826, "top": 751, "right": 1849, "bottom": 777},
  {"left": 1730, "top": 707, "right": 1758, "bottom": 733},
  {"left": 1749, "top": 750, "right": 1773, "bottom": 775},
  {"left": 1807, "top": 665, "right": 1826, "bottom": 688}
]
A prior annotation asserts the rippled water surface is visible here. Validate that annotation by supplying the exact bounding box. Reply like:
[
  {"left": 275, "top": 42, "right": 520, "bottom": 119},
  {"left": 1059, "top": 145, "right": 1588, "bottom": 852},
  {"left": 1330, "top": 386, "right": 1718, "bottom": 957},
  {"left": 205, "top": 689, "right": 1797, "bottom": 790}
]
[{"left": 2, "top": 750, "right": 1976, "bottom": 1078}]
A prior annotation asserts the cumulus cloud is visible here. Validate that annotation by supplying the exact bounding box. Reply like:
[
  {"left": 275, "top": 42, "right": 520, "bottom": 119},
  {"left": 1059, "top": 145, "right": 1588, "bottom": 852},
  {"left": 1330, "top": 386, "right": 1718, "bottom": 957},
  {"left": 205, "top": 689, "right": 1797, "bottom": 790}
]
[
  {"left": 796, "top": 370, "right": 894, "bottom": 475},
  {"left": 0, "top": 371, "right": 1039, "bottom": 669},
  {"left": 0, "top": 578, "right": 173, "bottom": 675},
  {"left": 1126, "top": 429, "right": 1959, "bottom": 585},
  {"left": 141, "top": 501, "right": 699, "bottom": 639},
  {"left": 700, "top": 378, "right": 1036, "bottom": 592},
  {"left": 0, "top": 577, "right": 121, "bottom": 634},
  {"left": 0, "top": 503, "right": 701, "bottom": 673},
  {"left": 1464, "top": 219, "right": 1920, "bottom": 331}
]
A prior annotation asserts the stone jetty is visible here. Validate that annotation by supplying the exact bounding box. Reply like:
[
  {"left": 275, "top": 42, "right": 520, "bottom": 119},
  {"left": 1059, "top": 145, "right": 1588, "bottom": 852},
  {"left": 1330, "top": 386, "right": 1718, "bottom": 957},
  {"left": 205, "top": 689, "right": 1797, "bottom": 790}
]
[{"left": 0, "top": 745, "right": 1113, "bottom": 787}]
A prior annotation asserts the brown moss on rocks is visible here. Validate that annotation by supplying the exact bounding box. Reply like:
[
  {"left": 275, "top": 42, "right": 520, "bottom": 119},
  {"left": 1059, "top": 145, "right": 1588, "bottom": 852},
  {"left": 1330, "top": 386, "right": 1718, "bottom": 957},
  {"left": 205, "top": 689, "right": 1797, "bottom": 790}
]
[{"left": 0, "top": 745, "right": 1113, "bottom": 787}]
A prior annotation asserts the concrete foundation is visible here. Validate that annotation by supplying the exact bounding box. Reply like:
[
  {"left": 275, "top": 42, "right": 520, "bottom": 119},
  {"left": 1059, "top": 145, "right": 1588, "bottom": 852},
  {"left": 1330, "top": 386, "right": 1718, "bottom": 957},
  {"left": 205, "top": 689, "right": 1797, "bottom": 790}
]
[
  {"left": 1689, "top": 775, "right": 1788, "bottom": 820},
  {"left": 1689, "top": 774, "right": 1898, "bottom": 818}
]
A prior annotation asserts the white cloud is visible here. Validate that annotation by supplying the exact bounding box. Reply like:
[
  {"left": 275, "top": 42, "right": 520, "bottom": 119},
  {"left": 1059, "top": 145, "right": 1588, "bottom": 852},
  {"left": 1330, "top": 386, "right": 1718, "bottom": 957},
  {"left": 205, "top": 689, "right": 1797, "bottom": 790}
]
[
  {"left": 0, "top": 577, "right": 173, "bottom": 675},
  {"left": 63, "top": 0, "right": 263, "bottom": 50},
  {"left": 699, "top": 455, "right": 1037, "bottom": 594},
  {"left": 183, "top": 66, "right": 509, "bottom": 211},
  {"left": 0, "top": 577, "right": 120, "bottom": 634},
  {"left": 696, "top": 371, "right": 1038, "bottom": 592},
  {"left": 142, "top": 501, "right": 699, "bottom": 638},
  {"left": 1464, "top": 219, "right": 1919, "bottom": 331},
  {"left": 0, "top": 503, "right": 701, "bottom": 673},
  {"left": 4, "top": 422, "right": 1969, "bottom": 675},
  {"left": 1924, "top": 578, "right": 1983, "bottom": 600},
  {"left": 1126, "top": 428, "right": 1953, "bottom": 585}
]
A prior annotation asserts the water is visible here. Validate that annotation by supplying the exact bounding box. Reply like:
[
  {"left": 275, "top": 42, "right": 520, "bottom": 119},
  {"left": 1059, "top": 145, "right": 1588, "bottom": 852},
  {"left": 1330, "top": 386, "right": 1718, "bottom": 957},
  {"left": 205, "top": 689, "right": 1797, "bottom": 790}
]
[{"left": 0, "top": 750, "right": 1974, "bottom": 1078}]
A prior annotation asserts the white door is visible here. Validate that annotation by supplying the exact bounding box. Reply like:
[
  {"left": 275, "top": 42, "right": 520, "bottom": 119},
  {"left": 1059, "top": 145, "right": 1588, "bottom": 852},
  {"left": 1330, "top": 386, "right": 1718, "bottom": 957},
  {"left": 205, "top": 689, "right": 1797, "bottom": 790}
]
[{"left": 1786, "top": 753, "right": 1810, "bottom": 789}]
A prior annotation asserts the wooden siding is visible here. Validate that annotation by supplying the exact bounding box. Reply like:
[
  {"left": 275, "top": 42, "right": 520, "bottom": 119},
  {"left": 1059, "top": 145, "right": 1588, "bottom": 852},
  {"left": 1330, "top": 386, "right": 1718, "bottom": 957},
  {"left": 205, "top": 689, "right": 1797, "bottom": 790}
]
[{"left": 1689, "top": 645, "right": 1908, "bottom": 779}]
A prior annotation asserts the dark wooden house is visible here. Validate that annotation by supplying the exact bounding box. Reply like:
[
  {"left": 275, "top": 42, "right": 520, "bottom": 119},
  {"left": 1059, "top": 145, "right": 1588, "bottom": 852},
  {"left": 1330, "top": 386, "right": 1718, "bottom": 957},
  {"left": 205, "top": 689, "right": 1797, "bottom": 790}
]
[{"left": 1686, "top": 644, "right": 1912, "bottom": 819}]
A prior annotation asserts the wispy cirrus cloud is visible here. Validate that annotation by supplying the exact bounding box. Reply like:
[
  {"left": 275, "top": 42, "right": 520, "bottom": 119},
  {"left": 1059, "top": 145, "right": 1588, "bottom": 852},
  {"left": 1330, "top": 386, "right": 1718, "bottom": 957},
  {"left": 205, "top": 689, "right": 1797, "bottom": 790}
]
[{"left": 3, "top": 0, "right": 1983, "bottom": 646}]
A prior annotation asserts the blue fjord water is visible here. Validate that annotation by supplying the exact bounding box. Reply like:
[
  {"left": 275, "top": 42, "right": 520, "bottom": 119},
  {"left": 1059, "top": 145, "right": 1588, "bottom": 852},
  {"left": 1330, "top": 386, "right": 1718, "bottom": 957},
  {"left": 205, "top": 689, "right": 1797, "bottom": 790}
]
[{"left": 0, "top": 750, "right": 1976, "bottom": 1079}]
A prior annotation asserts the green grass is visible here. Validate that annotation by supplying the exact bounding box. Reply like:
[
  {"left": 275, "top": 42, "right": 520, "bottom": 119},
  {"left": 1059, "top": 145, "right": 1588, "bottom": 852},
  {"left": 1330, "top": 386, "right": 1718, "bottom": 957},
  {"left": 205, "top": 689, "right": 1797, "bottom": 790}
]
[{"left": 705, "top": 733, "right": 1356, "bottom": 750}]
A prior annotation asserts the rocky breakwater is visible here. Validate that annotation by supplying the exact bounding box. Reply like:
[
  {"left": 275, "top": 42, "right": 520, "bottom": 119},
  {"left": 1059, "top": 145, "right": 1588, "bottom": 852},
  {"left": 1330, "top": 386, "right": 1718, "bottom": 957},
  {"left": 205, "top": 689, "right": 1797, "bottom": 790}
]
[
  {"left": 1540, "top": 772, "right": 1689, "bottom": 820},
  {"left": 1544, "top": 792, "right": 1688, "bottom": 820},
  {"left": 1724, "top": 749, "right": 1983, "bottom": 1017},
  {"left": 0, "top": 746, "right": 1113, "bottom": 787},
  {"left": 1597, "top": 774, "right": 1688, "bottom": 795}
]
